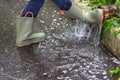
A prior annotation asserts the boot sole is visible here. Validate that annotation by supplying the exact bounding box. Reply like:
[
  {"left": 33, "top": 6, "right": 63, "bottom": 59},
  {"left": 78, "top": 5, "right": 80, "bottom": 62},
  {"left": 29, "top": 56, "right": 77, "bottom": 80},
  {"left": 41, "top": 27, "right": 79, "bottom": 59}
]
[{"left": 16, "top": 38, "right": 46, "bottom": 47}]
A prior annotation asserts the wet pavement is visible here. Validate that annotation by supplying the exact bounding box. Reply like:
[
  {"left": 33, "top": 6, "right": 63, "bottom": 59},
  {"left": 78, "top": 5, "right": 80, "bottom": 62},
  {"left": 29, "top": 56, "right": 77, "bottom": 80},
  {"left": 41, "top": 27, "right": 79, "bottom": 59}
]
[{"left": 0, "top": 0, "right": 120, "bottom": 80}]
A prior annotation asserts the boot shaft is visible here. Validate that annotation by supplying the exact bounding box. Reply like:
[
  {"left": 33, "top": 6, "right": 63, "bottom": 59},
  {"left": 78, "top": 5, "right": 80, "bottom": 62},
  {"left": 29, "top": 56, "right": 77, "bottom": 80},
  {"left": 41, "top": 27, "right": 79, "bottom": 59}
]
[
  {"left": 16, "top": 16, "right": 34, "bottom": 38},
  {"left": 16, "top": 16, "right": 35, "bottom": 42}
]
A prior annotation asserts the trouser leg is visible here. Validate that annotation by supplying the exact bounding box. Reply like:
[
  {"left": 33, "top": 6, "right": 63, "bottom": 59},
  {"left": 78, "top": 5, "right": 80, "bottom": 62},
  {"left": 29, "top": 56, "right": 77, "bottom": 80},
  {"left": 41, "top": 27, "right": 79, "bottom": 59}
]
[
  {"left": 21, "top": 0, "right": 45, "bottom": 17},
  {"left": 52, "top": 0, "right": 72, "bottom": 11}
]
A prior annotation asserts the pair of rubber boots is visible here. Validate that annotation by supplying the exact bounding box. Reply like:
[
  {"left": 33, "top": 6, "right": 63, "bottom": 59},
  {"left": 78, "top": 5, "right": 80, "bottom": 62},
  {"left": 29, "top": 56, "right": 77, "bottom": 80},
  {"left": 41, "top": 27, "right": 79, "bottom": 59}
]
[{"left": 16, "top": 2, "right": 103, "bottom": 47}]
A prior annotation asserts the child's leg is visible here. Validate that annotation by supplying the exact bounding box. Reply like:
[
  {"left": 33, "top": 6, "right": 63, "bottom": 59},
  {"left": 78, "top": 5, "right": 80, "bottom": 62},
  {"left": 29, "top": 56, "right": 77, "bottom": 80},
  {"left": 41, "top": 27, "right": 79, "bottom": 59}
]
[
  {"left": 16, "top": 0, "right": 46, "bottom": 47},
  {"left": 52, "top": 0, "right": 104, "bottom": 24},
  {"left": 21, "top": 0, "right": 45, "bottom": 17},
  {"left": 52, "top": 0, "right": 72, "bottom": 11}
]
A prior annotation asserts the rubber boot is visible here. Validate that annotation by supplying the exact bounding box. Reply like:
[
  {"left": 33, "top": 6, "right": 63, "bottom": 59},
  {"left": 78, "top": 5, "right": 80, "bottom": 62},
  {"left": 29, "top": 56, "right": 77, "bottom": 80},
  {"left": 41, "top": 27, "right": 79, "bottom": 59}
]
[
  {"left": 16, "top": 16, "right": 46, "bottom": 47},
  {"left": 65, "top": 2, "right": 104, "bottom": 24}
]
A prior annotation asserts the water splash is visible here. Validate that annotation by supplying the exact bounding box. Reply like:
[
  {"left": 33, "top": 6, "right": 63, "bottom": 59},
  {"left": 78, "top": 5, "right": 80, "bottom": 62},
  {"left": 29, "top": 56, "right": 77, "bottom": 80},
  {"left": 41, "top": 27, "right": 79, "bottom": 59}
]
[
  {"left": 73, "top": 22, "right": 102, "bottom": 46},
  {"left": 74, "top": 22, "right": 91, "bottom": 40}
]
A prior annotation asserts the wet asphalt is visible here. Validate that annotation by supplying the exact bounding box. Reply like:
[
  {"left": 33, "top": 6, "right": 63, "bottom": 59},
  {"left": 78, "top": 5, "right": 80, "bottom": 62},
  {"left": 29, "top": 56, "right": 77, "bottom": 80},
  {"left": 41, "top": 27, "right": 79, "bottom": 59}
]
[{"left": 0, "top": 0, "right": 120, "bottom": 80}]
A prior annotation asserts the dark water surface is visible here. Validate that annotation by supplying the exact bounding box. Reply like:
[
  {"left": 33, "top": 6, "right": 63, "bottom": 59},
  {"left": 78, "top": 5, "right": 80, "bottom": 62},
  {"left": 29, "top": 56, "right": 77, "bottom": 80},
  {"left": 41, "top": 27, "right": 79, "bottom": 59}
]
[{"left": 0, "top": 0, "right": 120, "bottom": 80}]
